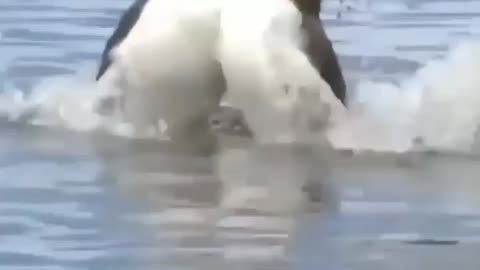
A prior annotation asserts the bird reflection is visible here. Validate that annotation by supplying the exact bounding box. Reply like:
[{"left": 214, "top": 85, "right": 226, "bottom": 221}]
[{"left": 93, "top": 121, "right": 339, "bottom": 268}]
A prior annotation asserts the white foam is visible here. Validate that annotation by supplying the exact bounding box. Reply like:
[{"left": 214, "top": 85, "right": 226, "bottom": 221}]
[
  {"left": 0, "top": 66, "right": 136, "bottom": 137},
  {"left": 346, "top": 39, "right": 480, "bottom": 152},
  {"left": 1, "top": 5, "right": 480, "bottom": 154}
]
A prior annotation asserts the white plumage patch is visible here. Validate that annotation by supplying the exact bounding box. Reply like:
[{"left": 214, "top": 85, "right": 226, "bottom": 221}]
[
  {"left": 99, "top": 0, "right": 224, "bottom": 139},
  {"left": 98, "top": 0, "right": 347, "bottom": 145},
  {"left": 218, "top": 0, "right": 347, "bottom": 143}
]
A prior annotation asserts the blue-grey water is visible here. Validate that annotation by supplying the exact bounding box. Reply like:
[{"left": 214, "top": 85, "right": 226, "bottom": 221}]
[{"left": 2, "top": 0, "right": 480, "bottom": 269}]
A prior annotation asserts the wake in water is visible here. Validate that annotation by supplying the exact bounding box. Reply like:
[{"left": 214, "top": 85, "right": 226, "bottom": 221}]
[
  {"left": 0, "top": 67, "right": 136, "bottom": 137},
  {"left": 2, "top": 39, "right": 480, "bottom": 153},
  {"left": 348, "top": 39, "right": 480, "bottom": 152},
  {"left": 1, "top": 0, "right": 480, "bottom": 154}
]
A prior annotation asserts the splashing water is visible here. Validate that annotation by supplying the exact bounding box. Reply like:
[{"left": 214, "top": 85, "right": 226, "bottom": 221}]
[
  {"left": 0, "top": 67, "right": 135, "bottom": 137},
  {"left": 346, "top": 39, "right": 480, "bottom": 152},
  {"left": 2, "top": 34, "right": 480, "bottom": 154}
]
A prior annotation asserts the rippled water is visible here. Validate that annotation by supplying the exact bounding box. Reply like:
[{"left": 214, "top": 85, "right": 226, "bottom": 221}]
[{"left": 2, "top": 0, "right": 480, "bottom": 269}]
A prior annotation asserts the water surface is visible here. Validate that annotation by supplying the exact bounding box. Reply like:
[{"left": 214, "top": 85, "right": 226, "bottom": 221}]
[{"left": 2, "top": 0, "right": 480, "bottom": 269}]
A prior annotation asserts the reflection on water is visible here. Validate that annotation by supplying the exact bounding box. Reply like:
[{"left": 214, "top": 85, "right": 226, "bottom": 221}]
[
  {"left": 4, "top": 120, "right": 480, "bottom": 269},
  {"left": 3, "top": 0, "right": 480, "bottom": 269}
]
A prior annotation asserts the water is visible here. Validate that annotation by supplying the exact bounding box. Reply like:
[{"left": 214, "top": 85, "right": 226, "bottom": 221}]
[{"left": 2, "top": 0, "right": 480, "bottom": 269}]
